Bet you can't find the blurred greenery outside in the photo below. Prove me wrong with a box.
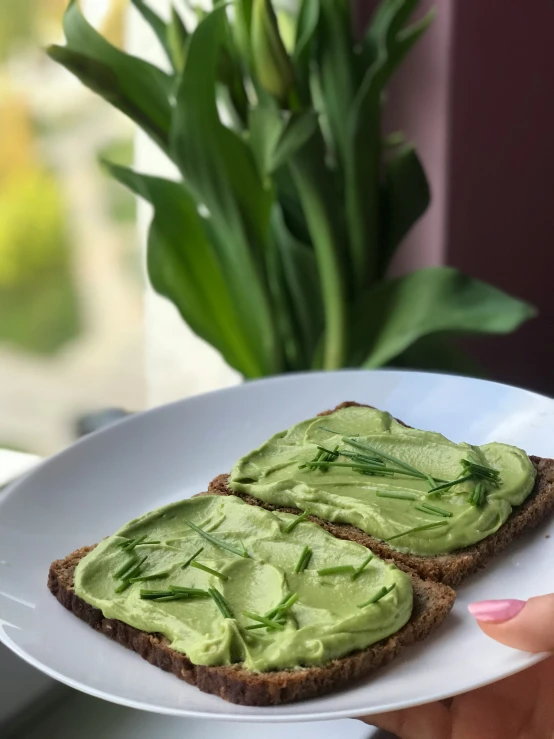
[0,0,144,454]
[0,0,135,355]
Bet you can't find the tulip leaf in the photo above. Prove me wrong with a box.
[171,8,280,375]
[104,163,262,377]
[379,144,430,275]
[47,0,172,152]
[390,334,487,377]
[349,267,536,368]
[270,111,318,173]
[130,0,173,67]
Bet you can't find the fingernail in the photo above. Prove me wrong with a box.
[468,599,526,623]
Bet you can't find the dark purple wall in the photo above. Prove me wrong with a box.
[357,0,554,394]
[447,0,554,394]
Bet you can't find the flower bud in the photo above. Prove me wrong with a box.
[251,0,295,103]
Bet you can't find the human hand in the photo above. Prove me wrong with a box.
[362,595,554,739]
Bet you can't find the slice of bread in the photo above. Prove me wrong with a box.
[211,402,554,586]
[48,542,455,706]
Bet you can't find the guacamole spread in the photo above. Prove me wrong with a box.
[229,406,536,556]
[75,494,412,672]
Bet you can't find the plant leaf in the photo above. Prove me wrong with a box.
[345,0,434,293]
[47,0,173,152]
[289,125,347,369]
[293,0,320,98]
[171,7,280,375]
[166,6,190,72]
[350,267,536,368]
[390,334,487,378]
[316,0,356,165]
[270,206,324,368]
[379,143,430,275]
[130,0,173,67]
[270,111,318,173]
[249,105,283,176]
[104,163,262,377]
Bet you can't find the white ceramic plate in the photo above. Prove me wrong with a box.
[1,370,553,723]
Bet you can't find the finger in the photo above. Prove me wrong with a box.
[361,701,451,739]
[468,595,554,652]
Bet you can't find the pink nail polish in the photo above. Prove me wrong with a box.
[468,599,526,623]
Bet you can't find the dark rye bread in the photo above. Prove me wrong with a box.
[48,544,454,706]
[209,402,554,587]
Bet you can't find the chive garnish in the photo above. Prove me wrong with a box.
[317,565,356,576]
[243,611,285,630]
[114,556,139,579]
[265,593,299,621]
[115,580,132,594]
[376,491,418,501]
[283,509,310,533]
[185,521,248,558]
[294,545,312,573]
[469,481,487,507]
[208,587,234,619]
[190,561,228,581]
[136,540,161,546]
[125,534,147,551]
[181,546,204,569]
[461,459,501,487]
[358,583,396,608]
[385,521,448,542]
[426,474,474,496]
[168,586,210,597]
[351,554,373,580]
[119,555,148,582]
[129,570,171,582]
[140,589,173,599]
[414,503,452,518]
[341,437,434,480]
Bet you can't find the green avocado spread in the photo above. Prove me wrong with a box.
[229,406,537,556]
[75,494,412,672]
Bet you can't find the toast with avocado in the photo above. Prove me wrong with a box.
[212,402,554,586]
[48,494,455,706]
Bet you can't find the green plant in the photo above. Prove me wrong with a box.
[48,0,534,378]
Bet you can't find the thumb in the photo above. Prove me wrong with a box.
[468,595,554,652]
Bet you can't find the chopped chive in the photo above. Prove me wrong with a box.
[135,540,161,546]
[129,570,171,583]
[190,561,228,581]
[352,554,374,580]
[119,555,148,582]
[414,503,453,518]
[140,589,173,599]
[337,448,384,465]
[461,459,501,486]
[115,580,132,594]
[208,587,233,619]
[317,565,356,576]
[283,509,310,533]
[358,583,396,608]
[266,593,298,620]
[385,521,448,542]
[376,491,418,501]
[308,461,410,475]
[243,611,285,630]
[427,474,474,496]
[151,594,200,602]
[168,586,210,596]
[185,521,248,558]
[299,447,325,470]
[114,556,138,579]
[181,546,204,569]
[294,545,312,573]
[469,481,487,508]
[124,534,147,551]
[341,437,431,480]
